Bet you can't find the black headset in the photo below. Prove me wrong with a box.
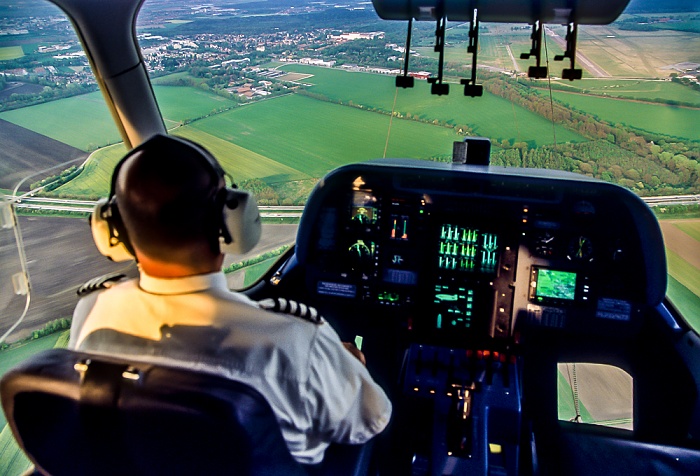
[91,134,261,262]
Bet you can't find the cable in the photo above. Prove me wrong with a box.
[383,87,399,158]
[542,28,558,148]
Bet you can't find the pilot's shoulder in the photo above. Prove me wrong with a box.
[258,297,323,325]
[76,272,128,297]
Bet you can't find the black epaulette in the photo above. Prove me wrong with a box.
[77,273,127,297]
[258,297,323,325]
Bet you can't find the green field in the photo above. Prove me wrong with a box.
[0,46,24,60]
[548,79,700,107]
[190,93,463,180]
[280,64,586,146]
[56,92,464,194]
[557,366,595,424]
[0,91,119,150]
[54,143,127,197]
[675,221,700,242]
[0,86,238,151]
[550,91,700,141]
[663,218,700,331]
[153,85,237,129]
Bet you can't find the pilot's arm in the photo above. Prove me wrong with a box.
[306,322,392,445]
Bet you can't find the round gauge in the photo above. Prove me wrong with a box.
[352,207,372,224]
[567,235,594,262]
[534,231,556,257]
[348,240,375,270]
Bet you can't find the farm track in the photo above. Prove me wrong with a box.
[529,87,700,110]
[660,219,700,270]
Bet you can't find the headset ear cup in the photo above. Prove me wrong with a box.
[91,198,134,262]
[220,189,261,255]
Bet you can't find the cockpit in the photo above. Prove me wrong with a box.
[1,0,699,474]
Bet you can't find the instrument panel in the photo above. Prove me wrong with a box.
[295,160,666,344]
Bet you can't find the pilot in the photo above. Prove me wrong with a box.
[68,134,391,465]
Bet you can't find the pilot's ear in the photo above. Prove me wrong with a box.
[90,197,135,262]
[219,188,261,255]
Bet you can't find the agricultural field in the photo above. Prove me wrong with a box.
[660,219,700,331]
[0,86,237,151]
[0,91,120,150]
[0,46,23,60]
[53,143,127,197]
[546,78,700,106]
[549,91,700,141]
[279,64,586,146]
[575,24,700,78]
[0,119,86,191]
[56,92,466,194]
[152,85,237,129]
[188,93,464,181]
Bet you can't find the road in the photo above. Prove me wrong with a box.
[13,194,700,213]
[545,27,611,78]
[12,198,304,217]
[505,45,521,72]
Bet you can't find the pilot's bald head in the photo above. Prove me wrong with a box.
[114,134,225,261]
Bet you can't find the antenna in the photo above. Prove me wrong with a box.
[554,22,583,80]
[427,12,449,95]
[460,9,483,97]
[396,18,415,88]
[521,21,548,78]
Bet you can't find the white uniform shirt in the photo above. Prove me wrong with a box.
[69,271,392,465]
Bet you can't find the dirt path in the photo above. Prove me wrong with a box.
[659,219,700,269]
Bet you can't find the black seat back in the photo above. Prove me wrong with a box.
[0,348,307,476]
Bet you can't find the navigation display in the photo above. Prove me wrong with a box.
[531,268,577,302]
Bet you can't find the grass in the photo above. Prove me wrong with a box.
[190,93,463,181]
[242,257,281,287]
[577,25,700,78]
[549,91,700,141]
[154,85,237,128]
[0,46,24,60]
[666,249,700,299]
[675,221,700,242]
[557,367,594,424]
[0,426,31,476]
[0,85,238,151]
[668,276,700,331]
[280,64,586,146]
[173,127,311,183]
[0,91,119,151]
[53,143,127,197]
[548,79,700,107]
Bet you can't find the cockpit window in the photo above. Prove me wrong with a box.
[558,363,633,431]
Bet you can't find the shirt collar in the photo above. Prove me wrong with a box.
[138,270,228,295]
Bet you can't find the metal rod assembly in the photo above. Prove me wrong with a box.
[554,22,583,80]
[521,21,548,78]
[460,9,483,97]
[427,15,449,95]
[396,18,415,88]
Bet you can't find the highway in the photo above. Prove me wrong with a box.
[10,194,699,213]
[11,197,304,217]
